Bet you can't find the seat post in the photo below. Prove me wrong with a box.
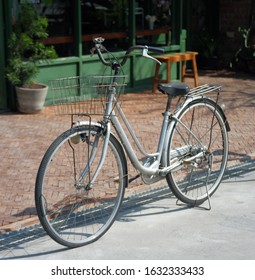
[165,95,173,112]
[156,95,172,159]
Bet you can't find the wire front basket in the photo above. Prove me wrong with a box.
[51,75,126,115]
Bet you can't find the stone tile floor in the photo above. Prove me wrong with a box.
[0,70,254,232]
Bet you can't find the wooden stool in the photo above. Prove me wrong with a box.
[152,51,199,93]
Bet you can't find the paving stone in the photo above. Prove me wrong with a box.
[0,69,254,232]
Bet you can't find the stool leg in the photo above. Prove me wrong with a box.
[152,63,160,93]
[192,57,199,87]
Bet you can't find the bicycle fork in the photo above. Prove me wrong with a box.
[74,86,117,190]
[74,122,111,191]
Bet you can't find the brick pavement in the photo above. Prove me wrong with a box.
[0,70,254,233]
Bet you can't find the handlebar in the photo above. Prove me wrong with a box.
[91,37,164,68]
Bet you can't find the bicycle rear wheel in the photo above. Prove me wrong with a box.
[166,98,229,206]
[35,125,127,247]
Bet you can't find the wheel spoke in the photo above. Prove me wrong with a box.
[35,126,127,247]
[167,99,228,206]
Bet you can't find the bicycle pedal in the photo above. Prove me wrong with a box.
[183,161,198,168]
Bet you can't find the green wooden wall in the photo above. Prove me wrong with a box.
[1,0,186,109]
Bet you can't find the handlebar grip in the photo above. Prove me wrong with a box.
[147,46,164,54]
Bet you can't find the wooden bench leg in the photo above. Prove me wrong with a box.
[192,57,199,87]
[182,54,199,87]
[181,61,186,82]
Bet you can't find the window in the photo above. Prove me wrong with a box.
[82,0,130,53]
[15,0,171,57]
[39,0,74,57]
[82,0,172,54]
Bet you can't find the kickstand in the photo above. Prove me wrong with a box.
[176,167,212,211]
[204,167,212,210]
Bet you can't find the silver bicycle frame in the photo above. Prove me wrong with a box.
[76,88,208,185]
[108,94,210,177]
[110,101,169,176]
[78,47,226,186]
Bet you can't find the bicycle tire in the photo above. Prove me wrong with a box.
[35,125,127,248]
[166,98,229,206]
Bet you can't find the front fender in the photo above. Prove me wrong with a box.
[73,120,104,129]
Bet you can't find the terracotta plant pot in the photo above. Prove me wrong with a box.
[15,83,48,114]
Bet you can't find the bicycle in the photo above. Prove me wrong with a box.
[35,37,230,248]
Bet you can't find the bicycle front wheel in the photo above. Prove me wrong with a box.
[35,125,127,248]
[166,98,229,206]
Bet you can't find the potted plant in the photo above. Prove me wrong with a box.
[230,27,255,72]
[6,1,57,113]
[198,32,219,70]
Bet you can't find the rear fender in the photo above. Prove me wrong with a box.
[175,96,230,132]
[162,96,230,167]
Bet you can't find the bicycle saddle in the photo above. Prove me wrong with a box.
[158,82,190,97]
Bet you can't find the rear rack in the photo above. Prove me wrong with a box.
[188,84,222,96]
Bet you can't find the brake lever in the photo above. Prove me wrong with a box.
[142,46,162,65]
[90,44,107,57]
[90,37,107,56]
[90,47,96,56]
